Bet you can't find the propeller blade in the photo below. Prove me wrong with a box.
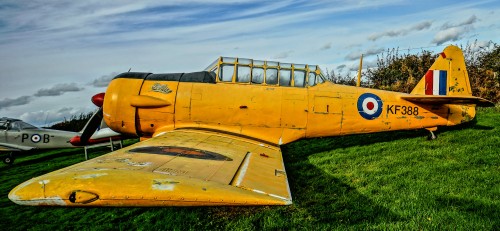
[70,108,103,146]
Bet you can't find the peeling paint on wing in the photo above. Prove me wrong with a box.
[8,194,21,202]
[96,157,152,167]
[259,143,271,148]
[73,173,108,179]
[12,196,67,206]
[95,158,114,164]
[115,158,131,163]
[152,179,179,191]
[128,161,152,167]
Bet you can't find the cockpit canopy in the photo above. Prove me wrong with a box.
[205,57,327,87]
[0,118,37,131]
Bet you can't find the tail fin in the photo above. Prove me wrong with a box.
[411,45,472,96]
[406,45,494,126]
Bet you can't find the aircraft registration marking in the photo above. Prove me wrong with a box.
[21,133,51,143]
[386,105,419,116]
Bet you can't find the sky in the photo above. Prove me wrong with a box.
[0,0,498,126]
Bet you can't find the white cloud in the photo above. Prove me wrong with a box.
[432,14,480,45]
[273,51,294,60]
[19,107,91,127]
[34,83,84,97]
[0,96,32,110]
[441,15,478,29]
[90,72,119,87]
[368,21,432,41]
[320,42,332,50]
[432,27,471,45]
[345,47,385,61]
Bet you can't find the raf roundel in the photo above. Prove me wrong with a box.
[357,93,383,120]
[31,134,41,143]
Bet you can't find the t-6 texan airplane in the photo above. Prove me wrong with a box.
[9,45,494,206]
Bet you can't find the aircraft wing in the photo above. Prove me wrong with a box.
[9,129,292,206]
[401,95,495,107]
[0,142,35,152]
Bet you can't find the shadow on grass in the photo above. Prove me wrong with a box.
[281,141,401,228]
[436,118,494,132]
[200,133,407,229]
[199,160,400,229]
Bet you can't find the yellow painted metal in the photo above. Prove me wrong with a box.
[411,45,472,96]
[103,78,143,136]
[9,45,495,207]
[130,95,171,108]
[135,80,178,136]
[9,130,291,206]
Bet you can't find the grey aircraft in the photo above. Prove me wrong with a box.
[0,117,78,164]
[0,114,121,164]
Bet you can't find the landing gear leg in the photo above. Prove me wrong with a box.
[425,127,438,140]
[3,152,15,165]
[428,130,437,140]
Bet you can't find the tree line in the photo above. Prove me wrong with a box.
[50,112,93,132]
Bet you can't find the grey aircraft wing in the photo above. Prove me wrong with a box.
[0,142,35,152]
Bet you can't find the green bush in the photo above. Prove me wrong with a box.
[463,41,500,103]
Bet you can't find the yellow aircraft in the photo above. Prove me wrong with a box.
[9,45,494,206]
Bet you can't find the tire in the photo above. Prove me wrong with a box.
[3,155,14,165]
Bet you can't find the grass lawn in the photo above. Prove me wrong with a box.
[0,107,498,230]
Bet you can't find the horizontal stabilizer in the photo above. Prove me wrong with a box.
[401,95,495,107]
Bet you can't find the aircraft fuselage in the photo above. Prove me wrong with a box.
[104,74,474,145]
[1,128,77,150]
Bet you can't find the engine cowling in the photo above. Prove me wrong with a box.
[103,72,151,137]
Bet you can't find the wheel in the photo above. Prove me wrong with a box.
[3,155,14,165]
